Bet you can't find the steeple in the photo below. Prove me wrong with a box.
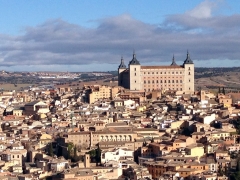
[118,56,126,69]
[170,54,177,66]
[183,50,194,64]
[129,50,140,65]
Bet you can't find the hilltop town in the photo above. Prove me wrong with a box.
[0,54,239,180]
[1,80,240,180]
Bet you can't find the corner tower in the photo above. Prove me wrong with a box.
[183,51,194,93]
[118,56,127,86]
[128,51,141,91]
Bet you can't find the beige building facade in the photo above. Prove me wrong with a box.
[87,85,121,104]
[118,51,194,93]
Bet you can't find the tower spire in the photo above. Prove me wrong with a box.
[118,56,126,69]
[183,50,193,64]
[170,54,177,66]
[133,49,136,59]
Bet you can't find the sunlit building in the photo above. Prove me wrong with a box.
[118,51,194,93]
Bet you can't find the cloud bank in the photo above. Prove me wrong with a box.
[0,0,240,71]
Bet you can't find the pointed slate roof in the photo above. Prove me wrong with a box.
[170,54,177,66]
[129,51,140,65]
[183,51,194,64]
[118,56,126,69]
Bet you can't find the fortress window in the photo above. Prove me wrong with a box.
[160,80,162,83]
[134,68,136,71]
[189,87,191,90]
[180,80,182,83]
[152,80,154,83]
[148,80,150,84]
[164,80,166,83]
[144,80,146,84]
[135,73,136,76]
[176,80,178,83]
[156,72,158,74]
[188,72,191,75]
[176,72,178,74]
[188,67,191,70]
[152,72,154,74]
[168,80,170,83]
[172,80,174,83]
[189,79,190,82]
[156,80,158,83]
[172,72,174,74]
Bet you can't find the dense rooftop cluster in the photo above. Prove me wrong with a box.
[0,84,240,179]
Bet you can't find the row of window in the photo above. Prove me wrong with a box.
[141,72,192,75]
[144,87,192,92]
[142,71,183,75]
[144,80,184,83]
[144,88,183,92]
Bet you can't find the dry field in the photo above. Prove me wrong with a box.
[195,71,240,91]
[0,83,32,91]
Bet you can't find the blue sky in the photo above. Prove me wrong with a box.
[0,0,240,71]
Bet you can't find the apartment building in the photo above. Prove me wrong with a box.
[86,85,121,104]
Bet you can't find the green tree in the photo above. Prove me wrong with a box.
[218,166,224,176]
[73,145,78,162]
[89,149,96,157]
[67,142,74,159]
[232,118,240,135]
[95,145,101,165]
[48,142,53,157]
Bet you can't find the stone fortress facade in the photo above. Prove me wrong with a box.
[118,51,194,93]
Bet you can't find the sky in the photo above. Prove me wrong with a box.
[0,0,240,72]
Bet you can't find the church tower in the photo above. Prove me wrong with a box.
[118,56,126,86]
[183,51,194,93]
[128,51,141,91]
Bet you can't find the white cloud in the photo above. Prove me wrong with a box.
[0,1,240,71]
[186,0,218,19]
